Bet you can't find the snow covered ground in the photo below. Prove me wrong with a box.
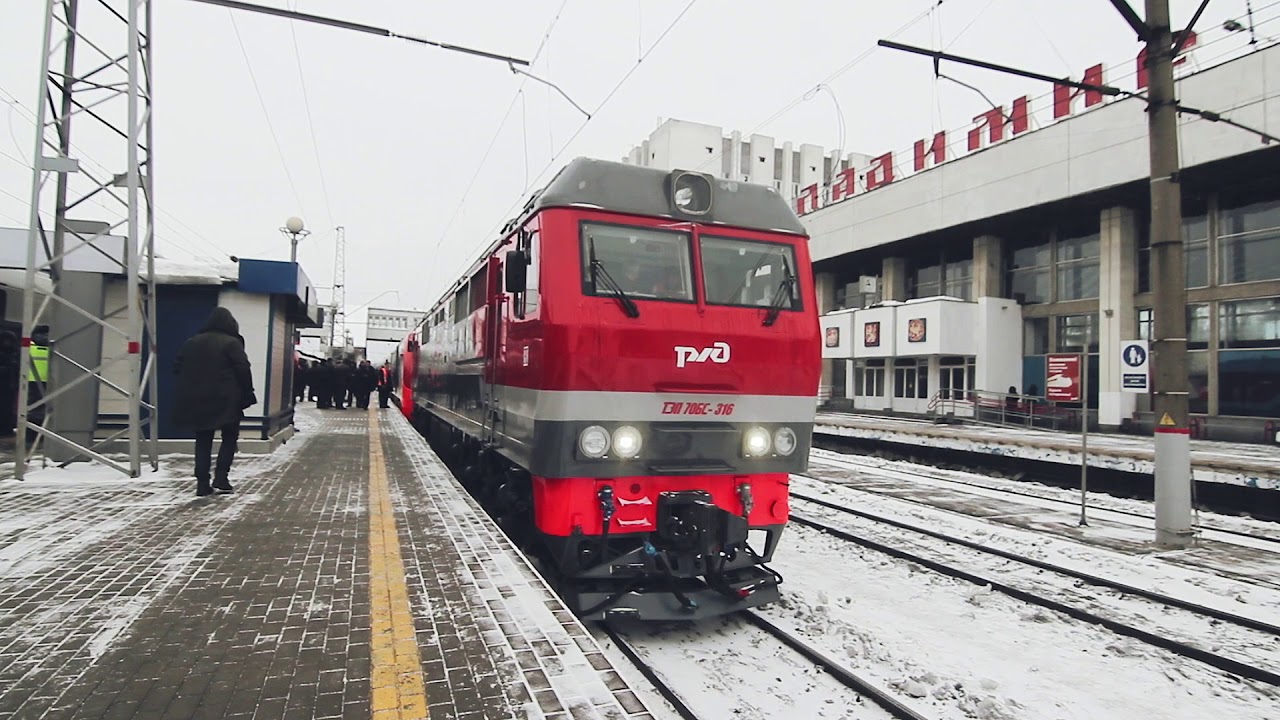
[589,451,1280,720]
[593,614,905,720]
[804,450,1280,590]
[760,523,1279,719]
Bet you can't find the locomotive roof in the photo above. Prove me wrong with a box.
[526,157,808,236]
[423,157,808,320]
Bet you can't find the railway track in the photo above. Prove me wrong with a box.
[599,623,702,720]
[601,614,931,720]
[808,449,1280,547]
[738,610,930,720]
[788,498,1280,688]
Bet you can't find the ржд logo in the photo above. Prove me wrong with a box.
[674,342,730,368]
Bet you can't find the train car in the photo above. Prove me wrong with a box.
[406,157,820,620]
[393,330,419,416]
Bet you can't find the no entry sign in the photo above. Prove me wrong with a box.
[1046,354,1082,402]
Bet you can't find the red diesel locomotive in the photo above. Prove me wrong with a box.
[394,157,820,620]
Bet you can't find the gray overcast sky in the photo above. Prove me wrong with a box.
[0,0,1269,342]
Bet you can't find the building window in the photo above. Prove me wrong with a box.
[1218,190,1280,286]
[1217,297,1280,417]
[855,359,885,397]
[1023,317,1049,355]
[1007,234,1051,305]
[908,252,973,301]
[1184,198,1210,288]
[1055,228,1100,301]
[945,259,973,301]
[893,358,928,399]
[1056,314,1099,353]
[910,263,941,299]
[939,355,975,400]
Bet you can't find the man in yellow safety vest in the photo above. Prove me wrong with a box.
[27,325,49,426]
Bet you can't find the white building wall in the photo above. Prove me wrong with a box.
[975,297,1023,394]
[749,134,774,186]
[97,282,131,418]
[217,289,271,419]
[805,46,1280,262]
[781,141,795,199]
[798,144,824,193]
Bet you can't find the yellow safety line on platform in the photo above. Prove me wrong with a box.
[368,409,429,720]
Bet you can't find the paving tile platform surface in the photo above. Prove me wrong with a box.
[0,407,655,720]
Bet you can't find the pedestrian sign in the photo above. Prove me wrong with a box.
[1119,339,1149,393]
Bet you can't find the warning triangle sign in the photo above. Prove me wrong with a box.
[1158,412,1176,426]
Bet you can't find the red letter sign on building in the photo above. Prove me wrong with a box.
[865,152,895,191]
[795,183,819,215]
[967,97,1030,151]
[1053,64,1106,119]
[829,167,857,203]
[1046,354,1082,402]
[913,131,947,172]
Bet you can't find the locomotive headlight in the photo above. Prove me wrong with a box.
[774,427,798,456]
[743,426,772,457]
[579,425,610,459]
[670,171,712,215]
[612,425,643,459]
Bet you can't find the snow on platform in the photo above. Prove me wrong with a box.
[0,407,658,719]
[816,412,1280,490]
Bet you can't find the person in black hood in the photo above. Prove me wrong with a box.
[173,307,255,496]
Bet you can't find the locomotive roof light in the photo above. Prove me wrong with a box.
[743,426,772,458]
[670,170,712,216]
[579,426,610,459]
[774,427,798,456]
[612,426,643,459]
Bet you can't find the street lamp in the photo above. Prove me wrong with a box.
[280,216,309,263]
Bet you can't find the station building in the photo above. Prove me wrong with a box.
[625,40,1280,442]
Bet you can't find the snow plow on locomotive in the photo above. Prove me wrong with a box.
[397,158,820,621]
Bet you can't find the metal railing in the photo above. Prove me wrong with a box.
[929,389,1081,432]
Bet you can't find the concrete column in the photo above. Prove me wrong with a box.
[973,235,1004,299]
[882,257,907,302]
[814,272,838,315]
[815,273,839,400]
[1098,206,1138,429]
[48,271,106,462]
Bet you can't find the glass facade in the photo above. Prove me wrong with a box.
[908,250,973,301]
[1006,216,1100,305]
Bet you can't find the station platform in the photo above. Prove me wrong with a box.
[0,408,657,720]
[816,412,1280,491]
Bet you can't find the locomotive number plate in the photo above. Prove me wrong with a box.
[660,401,736,417]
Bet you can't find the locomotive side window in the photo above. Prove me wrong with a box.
[700,236,801,311]
[581,223,694,302]
[512,228,541,318]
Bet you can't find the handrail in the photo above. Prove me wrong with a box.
[930,388,1078,431]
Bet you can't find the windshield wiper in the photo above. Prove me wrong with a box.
[588,236,640,318]
[763,257,797,327]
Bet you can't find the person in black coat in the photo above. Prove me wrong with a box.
[354,360,377,410]
[173,307,255,497]
[332,359,353,410]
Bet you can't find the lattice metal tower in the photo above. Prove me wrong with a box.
[331,225,346,349]
[16,0,159,479]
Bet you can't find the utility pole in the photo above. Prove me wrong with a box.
[331,225,346,350]
[1144,0,1194,548]
[17,0,159,479]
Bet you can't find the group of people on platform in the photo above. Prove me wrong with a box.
[292,357,394,411]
